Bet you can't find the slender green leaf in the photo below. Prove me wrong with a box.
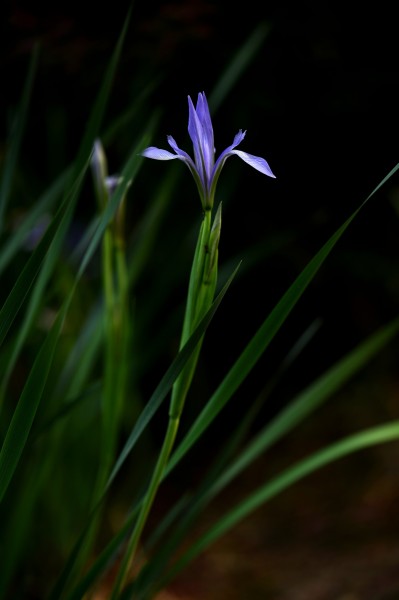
[199,316,399,503]
[160,421,399,589]
[0,9,132,352]
[64,516,134,600]
[0,303,66,503]
[0,150,140,585]
[0,8,135,506]
[52,301,103,401]
[106,263,241,490]
[0,162,84,499]
[132,316,399,598]
[0,43,39,231]
[166,162,399,474]
[0,444,54,595]
[0,166,85,350]
[102,79,162,145]
[0,190,77,398]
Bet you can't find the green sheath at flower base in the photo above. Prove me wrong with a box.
[168,202,221,419]
[204,201,222,285]
[197,202,222,315]
[91,139,109,209]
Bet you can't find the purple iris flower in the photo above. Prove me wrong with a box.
[141,91,275,210]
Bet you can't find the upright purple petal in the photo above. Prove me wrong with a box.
[167,135,195,164]
[195,92,214,176]
[213,129,246,173]
[232,130,246,146]
[188,96,205,174]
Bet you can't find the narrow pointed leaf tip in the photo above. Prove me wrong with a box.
[141,91,275,209]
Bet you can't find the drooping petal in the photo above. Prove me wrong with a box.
[141,147,179,161]
[91,139,108,207]
[213,129,275,178]
[231,150,276,177]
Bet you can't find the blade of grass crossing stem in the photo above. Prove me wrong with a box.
[64,517,134,600]
[160,421,399,589]
[105,263,240,491]
[181,317,399,521]
[86,163,399,599]
[0,43,39,232]
[132,316,399,598]
[166,162,399,474]
[63,164,399,600]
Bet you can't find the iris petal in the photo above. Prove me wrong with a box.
[196,92,214,177]
[141,147,178,160]
[188,96,205,175]
[141,91,275,209]
[232,150,276,177]
[167,136,194,163]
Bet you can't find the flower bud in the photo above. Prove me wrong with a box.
[91,139,108,209]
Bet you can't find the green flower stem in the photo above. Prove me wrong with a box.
[67,222,118,587]
[179,209,211,344]
[101,195,130,482]
[169,208,213,418]
[110,415,180,598]
[114,234,129,419]
[112,205,220,597]
[74,203,130,588]
[102,224,119,471]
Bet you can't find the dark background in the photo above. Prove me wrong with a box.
[3,1,399,333]
[2,2,399,597]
